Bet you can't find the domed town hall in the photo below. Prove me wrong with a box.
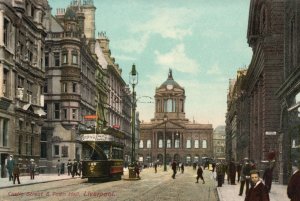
[138,70,213,165]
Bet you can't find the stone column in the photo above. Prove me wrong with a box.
[0,11,4,46]
[0,63,3,97]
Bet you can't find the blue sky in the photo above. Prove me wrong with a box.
[48,0,252,127]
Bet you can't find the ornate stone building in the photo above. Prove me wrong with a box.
[276,0,300,184]
[95,32,133,165]
[226,69,248,162]
[42,0,102,171]
[138,70,213,166]
[213,125,226,160]
[0,0,49,177]
[226,0,284,182]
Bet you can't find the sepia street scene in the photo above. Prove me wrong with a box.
[0,0,299,200]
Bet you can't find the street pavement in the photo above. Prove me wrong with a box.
[216,176,290,201]
[0,167,218,201]
[0,167,291,201]
[0,173,77,189]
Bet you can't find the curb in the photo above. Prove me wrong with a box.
[0,177,78,190]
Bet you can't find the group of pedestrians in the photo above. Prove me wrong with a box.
[213,158,300,201]
[6,155,37,185]
[57,159,82,177]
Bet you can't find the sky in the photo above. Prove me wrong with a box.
[48,0,252,127]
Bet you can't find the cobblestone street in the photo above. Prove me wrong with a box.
[0,167,218,201]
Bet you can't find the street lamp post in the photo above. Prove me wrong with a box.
[163,114,168,171]
[129,64,138,165]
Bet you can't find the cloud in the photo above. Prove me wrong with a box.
[132,7,195,40]
[116,7,197,53]
[114,54,137,62]
[154,44,200,73]
[116,34,150,54]
[206,63,222,75]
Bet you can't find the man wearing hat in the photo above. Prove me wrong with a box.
[29,159,36,180]
[6,155,15,181]
[287,161,300,201]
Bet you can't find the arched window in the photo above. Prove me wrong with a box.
[147,140,151,148]
[175,139,180,148]
[194,140,199,148]
[259,6,267,34]
[158,139,163,148]
[167,139,171,148]
[186,140,191,148]
[139,140,143,148]
[186,156,191,164]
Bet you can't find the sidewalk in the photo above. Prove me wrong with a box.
[0,173,78,189]
[217,180,289,201]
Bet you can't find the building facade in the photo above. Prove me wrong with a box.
[276,0,300,184]
[42,0,101,171]
[226,69,248,162]
[0,0,49,177]
[213,125,226,160]
[139,70,213,166]
[95,32,134,165]
[226,0,285,182]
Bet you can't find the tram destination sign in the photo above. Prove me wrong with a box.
[81,134,114,141]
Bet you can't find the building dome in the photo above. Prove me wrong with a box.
[159,69,183,90]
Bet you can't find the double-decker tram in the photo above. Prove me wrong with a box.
[80,127,125,181]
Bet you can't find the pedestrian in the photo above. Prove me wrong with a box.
[221,161,227,184]
[6,155,15,181]
[212,162,216,172]
[28,159,36,180]
[67,159,72,176]
[78,161,82,176]
[239,159,252,196]
[244,170,269,201]
[216,162,224,187]
[56,159,61,176]
[72,159,78,177]
[263,161,275,193]
[193,162,197,170]
[196,165,205,184]
[13,163,21,185]
[154,161,157,173]
[171,160,177,179]
[134,162,140,178]
[287,161,300,201]
[181,163,184,174]
[237,162,242,183]
[229,158,236,185]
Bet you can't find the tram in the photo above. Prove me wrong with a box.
[80,127,125,181]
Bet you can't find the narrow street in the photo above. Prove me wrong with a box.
[0,167,218,201]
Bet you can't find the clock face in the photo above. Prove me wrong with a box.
[166,84,173,90]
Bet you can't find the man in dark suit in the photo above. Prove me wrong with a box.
[245,170,269,201]
[287,162,300,201]
[239,159,252,196]
[196,165,205,184]
[171,160,177,179]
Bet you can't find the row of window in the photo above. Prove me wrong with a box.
[139,139,208,149]
[45,51,78,67]
[18,135,35,156]
[44,103,78,120]
[156,98,184,113]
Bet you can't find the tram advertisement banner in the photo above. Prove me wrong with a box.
[81,134,113,141]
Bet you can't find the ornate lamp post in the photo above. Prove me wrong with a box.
[129,64,138,165]
[163,114,168,171]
